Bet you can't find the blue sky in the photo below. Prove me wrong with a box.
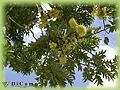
[4,16,116,88]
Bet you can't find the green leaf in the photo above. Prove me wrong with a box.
[109,20,114,25]
[104,37,109,45]
[105,24,111,28]
[109,26,115,33]
[5,4,117,87]
[87,28,92,34]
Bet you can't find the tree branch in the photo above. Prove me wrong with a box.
[41,29,44,35]
[8,15,37,40]
[8,15,25,29]
[6,7,14,15]
[103,20,109,34]
[29,30,37,40]
[84,28,108,38]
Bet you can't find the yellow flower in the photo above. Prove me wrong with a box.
[91,5,98,16]
[38,15,48,28]
[75,25,87,37]
[48,9,62,19]
[97,7,106,20]
[63,35,68,41]
[72,37,77,44]
[91,5,107,20]
[59,54,67,64]
[38,20,48,28]
[69,18,78,28]
[49,42,57,49]
[66,43,72,50]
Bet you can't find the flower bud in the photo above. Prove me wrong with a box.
[69,18,78,28]
[59,54,67,64]
[75,25,87,37]
[49,42,57,49]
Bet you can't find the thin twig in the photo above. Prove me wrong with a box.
[84,28,108,38]
[36,4,44,36]
[8,15,37,40]
[43,51,48,66]
[103,20,109,34]
[29,30,37,40]
[8,15,25,29]
[6,7,14,15]
[41,29,44,35]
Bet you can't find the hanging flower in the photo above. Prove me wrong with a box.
[75,25,87,37]
[71,37,78,45]
[63,35,68,42]
[69,18,78,28]
[97,7,107,20]
[91,5,107,20]
[59,54,67,64]
[48,9,62,19]
[38,15,48,28]
[66,43,73,50]
[49,42,57,49]
[38,20,48,28]
[91,5,98,16]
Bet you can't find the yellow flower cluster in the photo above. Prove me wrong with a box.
[38,16,48,28]
[72,37,77,44]
[38,9,62,28]
[49,17,88,65]
[48,9,62,19]
[62,36,78,53]
[38,20,48,28]
[59,54,67,64]
[62,43,72,53]
[69,17,86,37]
[69,18,78,28]
[75,25,87,37]
[49,42,57,49]
[91,5,107,20]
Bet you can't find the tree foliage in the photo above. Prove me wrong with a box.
[3,3,118,87]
